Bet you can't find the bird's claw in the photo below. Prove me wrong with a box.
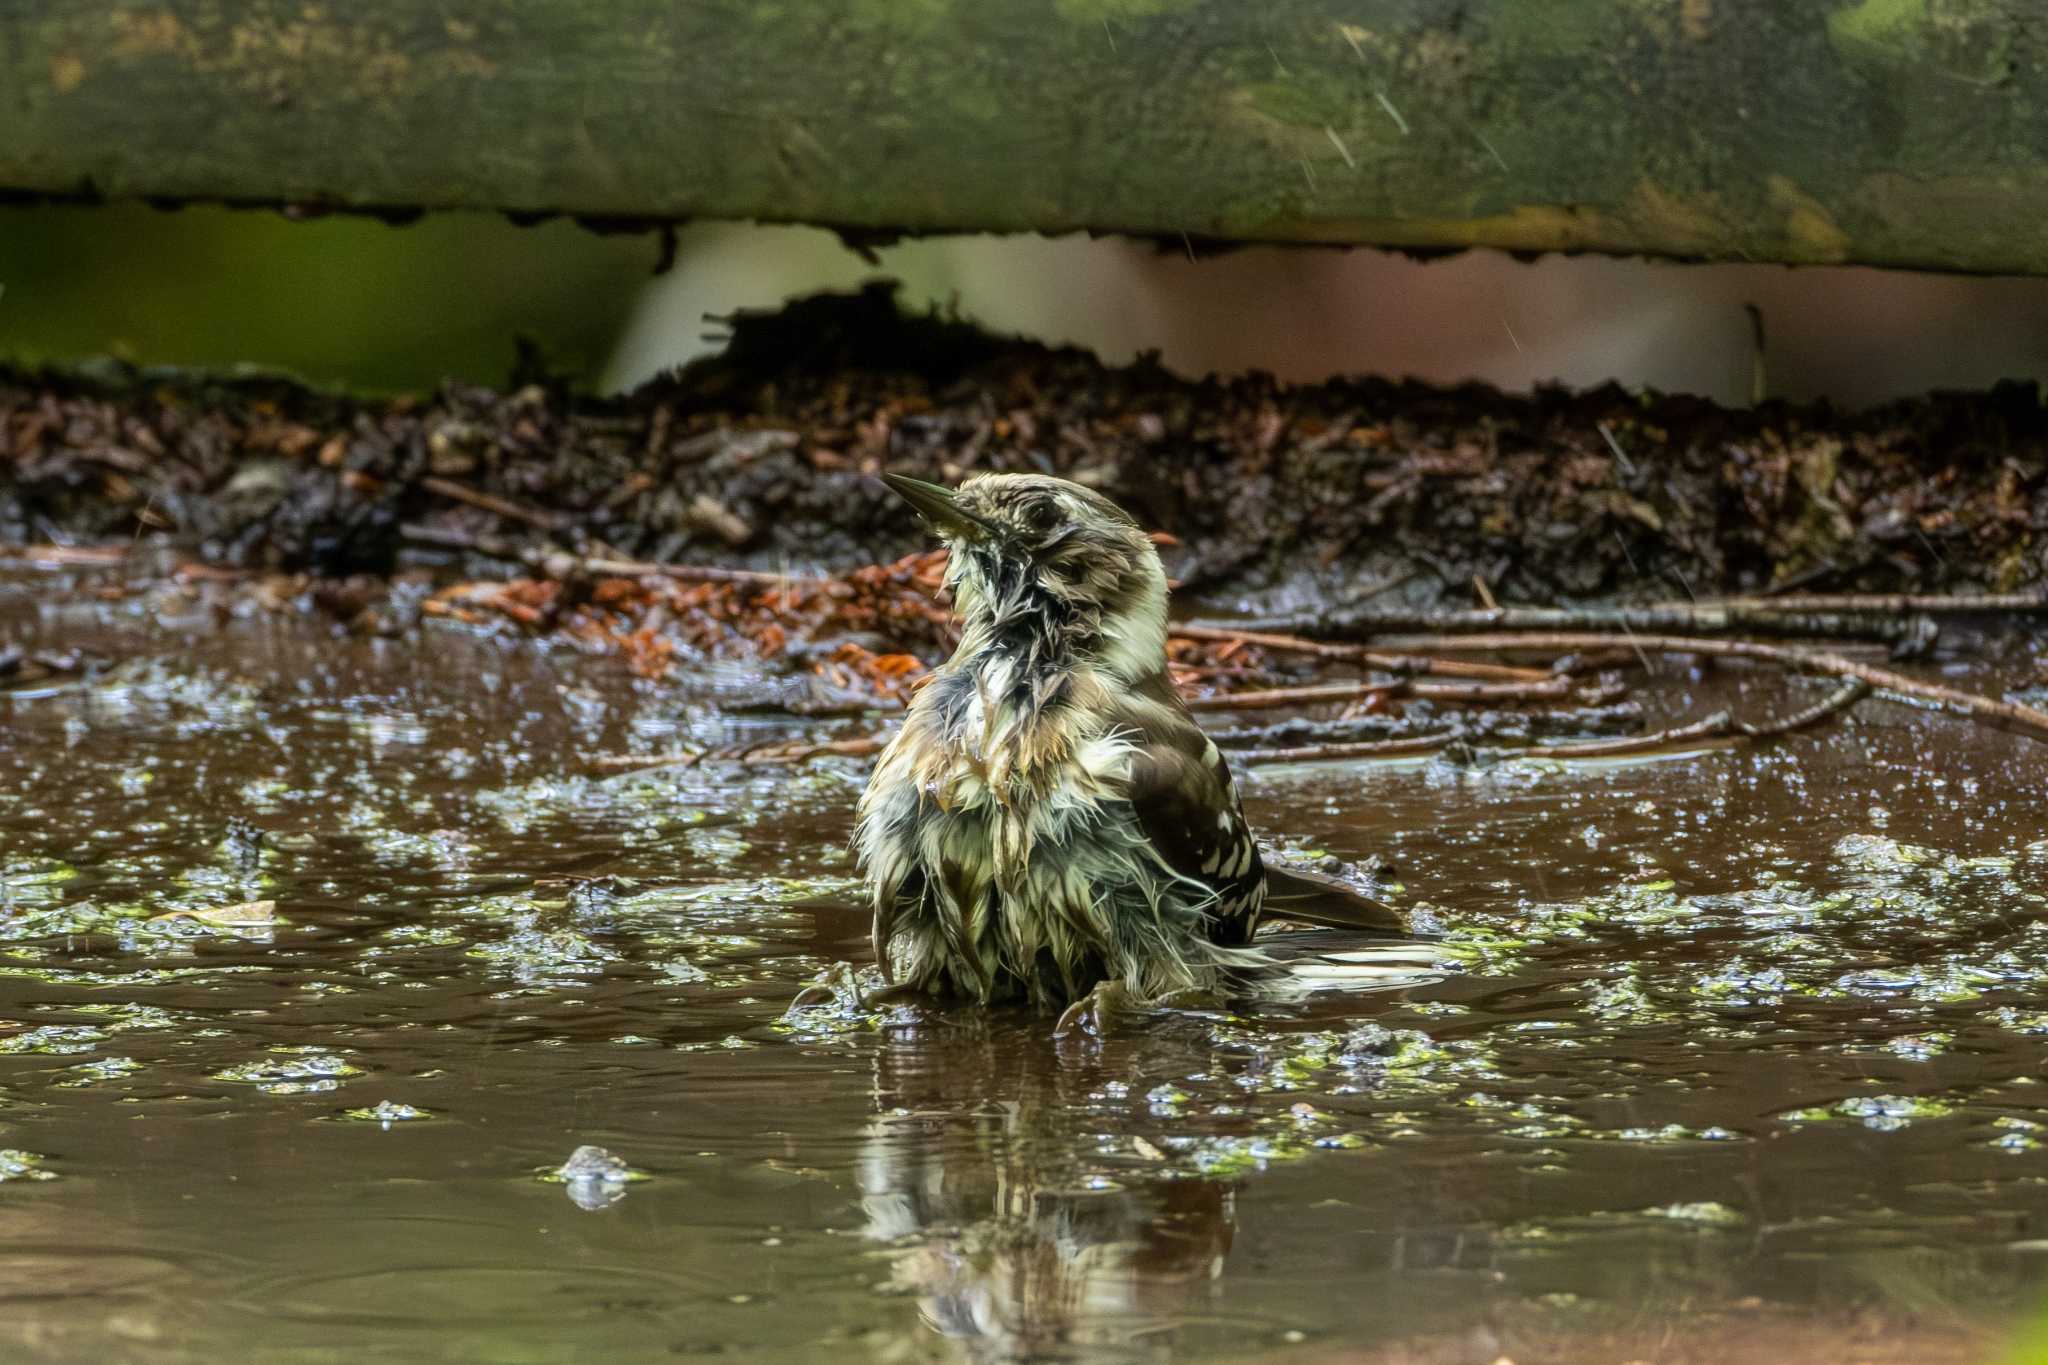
[785,962,924,1018]
[785,961,865,1017]
[1054,980,1135,1039]
[786,983,837,1012]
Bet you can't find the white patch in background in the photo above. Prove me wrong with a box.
[604,225,2048,409]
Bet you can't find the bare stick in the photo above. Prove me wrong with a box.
[1514,711,1736,759]
[1185,675,1580,712]
[1186,681,1399,711]
[589,735,886,770]
[1679,592,2048,615]
[573,553,830,589]
[1170,624,1551,682]
[1238,732,1457,763]
[0,543,132,567]
[1375,632,1892,663]
[1208,701,1643,748]
[418,476,567,532]
[1197,603,1930,644]
[1378,631,2048,744]
[401,523,827,588]
[1737,679,1870,738]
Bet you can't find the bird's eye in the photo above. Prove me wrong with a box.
[1021,499,1062,534]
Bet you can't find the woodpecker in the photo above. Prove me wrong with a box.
[856,472,1411,1034]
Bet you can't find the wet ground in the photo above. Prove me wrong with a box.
[2,563,2046,1364]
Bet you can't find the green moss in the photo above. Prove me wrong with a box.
[1054,0,1199,22]
[1826,0,1929,55]
[1483,1,1634,58]
[1238,78,1367,135]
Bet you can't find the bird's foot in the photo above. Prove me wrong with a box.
[785,962,923,1018]
[1054,980,1140,1039]
[1053,983,1214,1039]
[786,961,863,1014]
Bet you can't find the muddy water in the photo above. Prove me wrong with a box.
[1,569,2046,1363]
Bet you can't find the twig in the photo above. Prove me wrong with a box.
[589,735,886,770]
[1597,421,1637,477]
[587,752,700,771]
[1240,707,1785,767]
[1199,604,1930,645]
[1513,711,1736,759]
[1336,569,1417,603]
[0,543,131,567]
[418,476,567,532]
[1170,624,1550,682]
[1382,631,2048,744]
[1387,633,1893,663]
[1186,681,1398,711]
[1736,679,1869,738]
[1239,733,1457,763]
[576,553,827,588]
[1207,701,1644,748]
[1672,591,2048,615]
[401,523,828,588]
[1185,675,1580,712]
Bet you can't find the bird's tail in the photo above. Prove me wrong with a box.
[1252,930,1448,998]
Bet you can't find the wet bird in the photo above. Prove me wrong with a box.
[855,472,1418,1034]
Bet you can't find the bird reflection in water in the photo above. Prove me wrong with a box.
[854,1018,1236,1363]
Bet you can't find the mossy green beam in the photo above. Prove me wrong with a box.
[5,0,2048,271]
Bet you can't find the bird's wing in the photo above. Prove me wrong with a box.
[1259,860,1410,936]
[1112,680,1266,946]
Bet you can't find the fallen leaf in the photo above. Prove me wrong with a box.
[149,900,277,930]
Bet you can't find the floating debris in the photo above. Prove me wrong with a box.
[333,1101,428,1129]
[213,1049,364,1096]
[147,899,278,932]
[0,1150,56,1183]
[546,1145,643,1211]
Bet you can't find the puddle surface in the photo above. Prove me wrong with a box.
[2,570,2046,1362]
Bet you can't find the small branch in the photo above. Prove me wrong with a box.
[1378,631,2048,744]
[1197,603,1931,645]
[589,735,886,770]
[400,523,827,588]
[1514,711,1736,759]
[1377,633,1893,663]
[1238,732,1457,764]
[0,543,132,567]
[1186,681,1396,712]
[1672,591,2048,615]
[1207,701,1644,748]
[417,476,568,532]
[1170,624,1550,682]
[1736,679,1870,738]
[575,553,828,589]
[1185,675,1581,712]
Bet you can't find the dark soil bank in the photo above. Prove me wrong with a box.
[5,284,2047,601]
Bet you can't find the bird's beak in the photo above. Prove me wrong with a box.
[882,473,1000,541]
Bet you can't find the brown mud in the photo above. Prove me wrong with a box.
[5,284,2047,606]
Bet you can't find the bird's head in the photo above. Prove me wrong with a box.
[884,472,1169,679]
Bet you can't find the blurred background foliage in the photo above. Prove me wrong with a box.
[9,201,2048,409]
[0,203,659,392]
